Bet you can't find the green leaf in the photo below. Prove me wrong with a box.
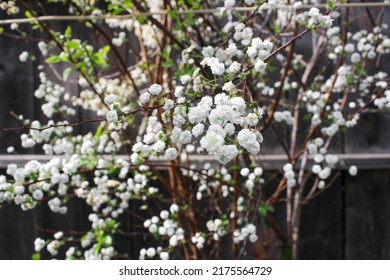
[124,0,133,9]
[95,125,104,138]
[258,204,275,217]
[45,55,61,63]
[65,26,72,38]
[62,67,72,81]
[326,0,336,10]
[66,41,80,49]
[136,16,148,25]
[166,10,179,20]
[100,45,110,56]
[258,206,268,216]
[25,11,34,18]
[31,253,41,260]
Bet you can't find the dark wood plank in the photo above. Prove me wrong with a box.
[298,176,344,259]
[345,112,390,154]
[345,170,390,259]
[0,26,35,154]
[0,204,38,259]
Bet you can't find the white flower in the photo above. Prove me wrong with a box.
[286,178,296,187]
[106,110,118,123]
[351,53,361,63]
[180,131,192,144]
[254,167,263,176]
[139,92,150,104]
[47,241,59,256]
[208,106,235,126]
[160,252,169,260]
[146,247,156,258]
[319,167,331,180]
[170,204,179,213]
[149,84,162,95]
[349,165,358,176]
[174,86,184,98]
[65,247,75,258]
[10,23,18,30]
[228,61,241,73]
[284,170,295,180]
[229,97,246,113]
[249,234,258,243]
[319,15,333,29]
[14,185,25,194]
[246,113,259,126]
[254,60,267,73]
[180,74,191,84]
[224,123,235,135]
[54,231,64,239]
[163,99,174,111]
[314,154,324,163]
[318,180,326,189]
[32,189,44,200]
[200,126,226,152]
[237,129,260,154]
[283,163,293,172]
[154,141,165,153]
[210,61,225,75]
[240,168,250,177]
[165,148,178,160]
[215,145,238,164]
[312,165,322,174]
[34,238,45,252]
[192,123,205,137]
[222,81,235,93]
[19,51,29,62]
[308,7,320,18]
[188,106,209,123]
[224,0,235,8]
[160,210,169,220]
[104,94,116,105]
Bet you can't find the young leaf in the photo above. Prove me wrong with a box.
[45,55,61,63]
[258,204,275,216]
[66,41,80,49]
[25,11,34,18]
[62,67,72,81]
[65,26,72,38]
[100,45,110,56]
[31,253,41,260]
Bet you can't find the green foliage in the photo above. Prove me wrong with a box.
[62,67,72,81]
[25,10,34,18]
[258,204,275,217]
[326,0,336,10]
[31,253,41,260]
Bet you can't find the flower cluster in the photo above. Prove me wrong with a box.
[1,0,388,261]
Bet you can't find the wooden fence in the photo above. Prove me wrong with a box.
[1,3,390,259]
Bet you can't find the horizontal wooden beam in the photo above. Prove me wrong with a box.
[0,153,389,169]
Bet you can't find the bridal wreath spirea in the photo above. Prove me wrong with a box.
[1,0,389,260]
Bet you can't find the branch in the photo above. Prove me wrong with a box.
[0,105,163,132]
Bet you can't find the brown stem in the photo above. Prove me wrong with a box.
[264,23,299,126]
